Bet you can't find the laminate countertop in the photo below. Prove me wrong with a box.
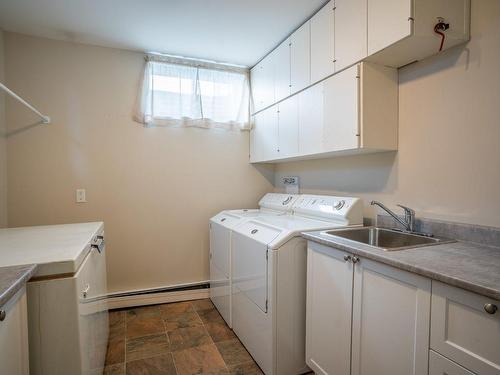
[302,231,500,301]
[0,264,37,309]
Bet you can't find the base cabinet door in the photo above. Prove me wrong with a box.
[429,351,476,375]
[430,281,500,375]
[306,243,353,375]
[351,257,431,375]
[0,288,29,375]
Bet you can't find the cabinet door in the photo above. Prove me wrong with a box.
[335,0,367,71]
[277,96,299,158]
[0,288,29,375]
[323,65,359,152]
[430,281,500,375]
[290,21,311,94]
[250,57,275,113]
[298,83,324,155]
[368,0,413,55]
[351,257,431,375]
[310,1,335,84]
[429,351,475,375]
[250,106,279,162]
[273,39,291,102]
[306,243,353,375]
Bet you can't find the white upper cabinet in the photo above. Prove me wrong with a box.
[290,21,311,94]
[273,38,291,102]
[367,0,471,67]
[277,96,299,158]
[250,106,279,162]
[250,58,275,113]
[334,0,368,71]
[298,83,324,156]
[367,0,412,56]
[251,62,398,163]
[323,65,360,152]
[310,1,335,84]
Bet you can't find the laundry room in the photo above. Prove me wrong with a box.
[0,1,498,374]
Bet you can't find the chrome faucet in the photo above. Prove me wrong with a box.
[371,201,416,233]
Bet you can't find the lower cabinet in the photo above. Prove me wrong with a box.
[306,242,431,375]
[306,244,353,375]
[430,281,500,375]
[0,287,30,375]
[429,350,475,375]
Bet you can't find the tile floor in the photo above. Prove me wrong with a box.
[104,299,265,375]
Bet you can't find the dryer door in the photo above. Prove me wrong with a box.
[232,222,281,312]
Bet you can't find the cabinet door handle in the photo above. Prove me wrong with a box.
[344,255,351,262]
[484,303,498,314]
[82,284,90,299]
[0,310,6,321]
[352,256,360,264]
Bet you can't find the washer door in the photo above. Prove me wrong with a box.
[232,222,280,312]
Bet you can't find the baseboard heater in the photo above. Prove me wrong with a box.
[106,281,210,309]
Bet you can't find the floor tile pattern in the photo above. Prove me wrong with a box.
[104,299,265,375]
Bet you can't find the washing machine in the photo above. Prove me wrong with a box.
[209,193,298,327]
[231,195,363,375]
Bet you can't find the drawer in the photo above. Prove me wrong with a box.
[431,281,500,375]
[429,350,475,375]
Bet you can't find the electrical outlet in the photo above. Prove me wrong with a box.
[283,176,299,194]
[76,189,87,203]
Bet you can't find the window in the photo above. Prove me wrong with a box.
[134,58,250,129]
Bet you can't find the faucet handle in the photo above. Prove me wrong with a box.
[397,204,415,215]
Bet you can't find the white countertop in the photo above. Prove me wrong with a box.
[0,222,104,277]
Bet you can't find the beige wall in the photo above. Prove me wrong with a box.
[276,0,500,228]
[0,30,6,228]
[4,33,274,293]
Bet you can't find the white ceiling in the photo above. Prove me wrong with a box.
[0,0,328,67]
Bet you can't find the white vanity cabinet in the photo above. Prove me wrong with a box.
[0,288,29,375]
[351,257,431,375]
[306,242,431,375]
[430,281,500,375]
[367,0,471,67]
[306,244,353,375]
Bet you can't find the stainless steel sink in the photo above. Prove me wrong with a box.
[322,227,455,251]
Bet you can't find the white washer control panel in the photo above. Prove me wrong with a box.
[292,195,363,225]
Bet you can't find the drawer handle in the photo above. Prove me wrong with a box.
[0,310,6,321]
[82,284,90,299]
[484,303,498,314]
[251,229,258,234]
[221,218,226,222]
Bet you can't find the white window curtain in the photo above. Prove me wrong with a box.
[134,58,250,130]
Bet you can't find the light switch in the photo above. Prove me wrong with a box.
[76,189,87,203]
